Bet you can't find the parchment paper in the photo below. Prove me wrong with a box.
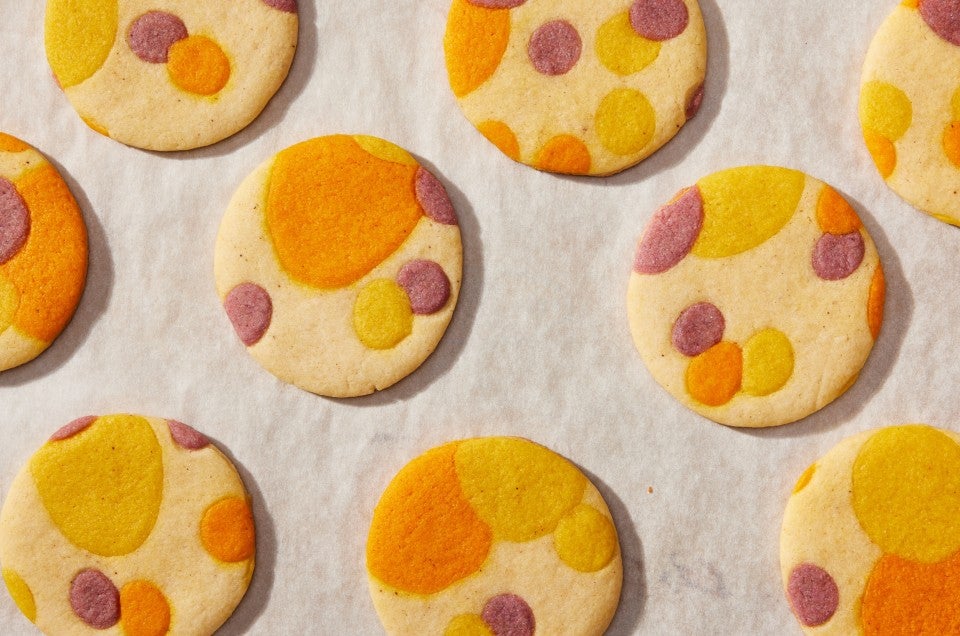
[0,2,955,634]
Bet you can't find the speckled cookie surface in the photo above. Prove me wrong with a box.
[0,133,87,373]
[628,166,884,428]
[781,425,960,633]
[444,0,707,176]
[366,437,623,636]
[214,135,463,398]
[45,0,298,151]
[0,414,255,635]
[860,0,960,226]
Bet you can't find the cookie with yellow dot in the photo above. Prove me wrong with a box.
[214,135,462,398]
[860,0,960,226]
[366,437,622,635]
[628,166,884,428]
[444,0,707,176]
[0,414,255,634]
[45,0,298,151]
[781,425,960,633]
[0,133,87,373]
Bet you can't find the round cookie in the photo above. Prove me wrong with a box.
[860,0,960,226]
[627,166,885,428]
[444,0,707,176]
[45,0,298,151]
[0,133,87,373]
[781,425,960,633]
[214,135,462,398]
[366,437,623,635]
[0,414,255,634]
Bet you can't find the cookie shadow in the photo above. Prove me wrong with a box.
[0,161,113,386]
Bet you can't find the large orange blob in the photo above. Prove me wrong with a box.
[861,551,960,635]
[444,0,510,98]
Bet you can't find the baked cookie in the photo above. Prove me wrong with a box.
[45,0,298,151]
[860,0,960,225]
[628,166,884,428]
[0,133,87,373]
[0,414,255,634]
[366,437,623,635]
[444,0,707,176]
[781,425,960,633]
[214,135,462,398]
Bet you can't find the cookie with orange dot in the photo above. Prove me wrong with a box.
[0,132,87,373]
[444,0,707,176]
[366,437,623,635]
[44,0,298,151]
[627,166,884,428]
[214,135,462,397]
[0,414,255,634]
[781,425,960,633]
[861,0,960,226]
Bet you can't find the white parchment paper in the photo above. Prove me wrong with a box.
[0,2,956,634]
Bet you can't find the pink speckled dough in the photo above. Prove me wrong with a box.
[630,0,690,41]
[70,569,120,630]
[920,0,960,46]
[397,260,451,315]
[528,20,582,76]
[0,177,29,265]
[467,0,528,7]
[224,282,273,346]
[49,416,97,442]
[634,186,704,274]
[415,168,458,226]
[787,563,840,627]
[812,233,864,281]
[126,11,188,64]
[261,0,298,13]
[481,594,535,636]
[686,84,705,120]
[672,302,724,356]
[167,420,210,450]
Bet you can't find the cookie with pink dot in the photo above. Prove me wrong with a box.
[44,0,298,150]
[0,415,255,634]
[214,135,462,397]
[628,166,885,428]
[444,0,707,175]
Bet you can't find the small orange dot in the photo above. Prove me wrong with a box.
[534,135,591,175]
[167,35,230,96]
[685,341,743,407]
[120,581,171,636]
[863,129,897,179]
[201,497,255,563]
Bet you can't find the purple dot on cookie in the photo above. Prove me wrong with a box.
[481,594,535,636]
[167,420,210,450]
[415,167,458,226]
[224,282,272,346]
[686,83,705,120]
[920,0,960,47]
[467,0,528,8]
[787,563,839,627]
[630,0,690,41]
[672,302,724,356]
[70,569,120,630]
[127,12,188,64]
[0,177,30,265]
[397,260,451,315]
[812,232,864,281]
[50,416,97,442]
[261,0,298,12]
[634,186,704,275]
[528,20,582,76]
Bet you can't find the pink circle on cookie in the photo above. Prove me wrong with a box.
[397,260,451,315]
[261,0,298,12]
[672,302,724,357]
[686,83,705,120]
[415,167,458,225]
[630,0,690,41]
[787,563,839,627]
[481,594,535,636]
[70,569,120,630]
[127,11,188,64]
[920,0,960,47]
[0,177,30,265]
[50,416,97,442]
[528,20,582,76]
[812,232,864,281]
[467,0,528,7]
[167,420,210,450]
[224,282,273,346]
[634,186,704,274]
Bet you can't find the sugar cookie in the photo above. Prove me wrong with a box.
[366,437,622,635]
[628,166,884,427]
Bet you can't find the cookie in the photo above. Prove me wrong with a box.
[366,437,622,635]
[214,135,462,398]
[860,0,960,225]
[0,133,87,373]
[45,0,298,151]
[627,166,885,428]
[444,0,707,176]
[0,414,255,634]
[780,425,960,633]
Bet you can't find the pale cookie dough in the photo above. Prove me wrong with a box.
[444,0,707,176]
[214,135,463,398]
[45,0,298,151]
[0,133,87,373]
[0,414,255,635]
[860,0,960,226]
[628,166,885,428]
[366,437,623,636]
[781,425,960,634]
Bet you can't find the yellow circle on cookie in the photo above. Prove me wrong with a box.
[627,166,884,428]
[860,0,960,225]
[0,415,255,634]
[444,0,707,176]
[781,425,960,633]
[366,437,623,635]
[44,0,298,150]
[214,135,463,398]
